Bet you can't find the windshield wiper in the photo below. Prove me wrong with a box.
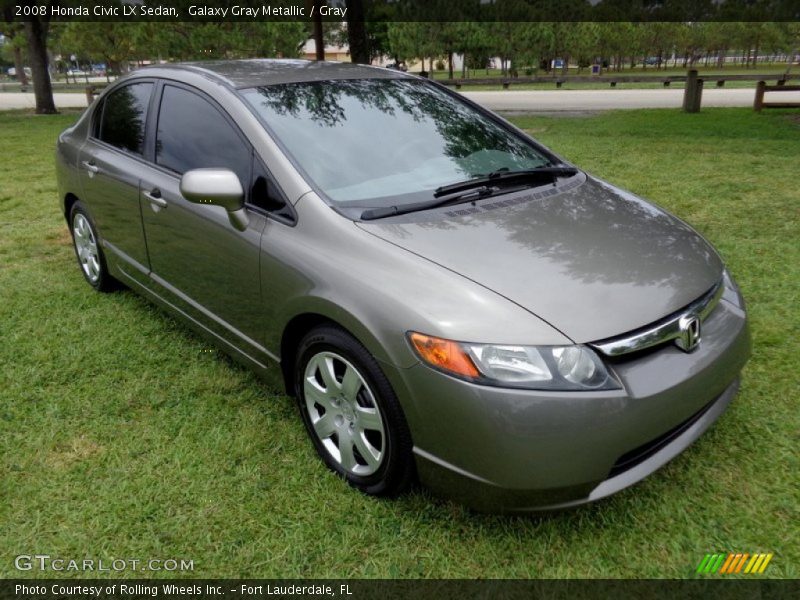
[360,185,496,221]
[359,165,579,221]
[433,165,579,198]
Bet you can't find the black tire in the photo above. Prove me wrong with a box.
[295,325,415,497]
[68,201,119,292]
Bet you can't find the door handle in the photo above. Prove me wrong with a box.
[81,160,99,175]
[143,188,167,208]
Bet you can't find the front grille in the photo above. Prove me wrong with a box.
[607,399,715,479]
[590,281,723,359]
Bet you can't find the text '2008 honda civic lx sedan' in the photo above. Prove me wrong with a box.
[56,59,750,512]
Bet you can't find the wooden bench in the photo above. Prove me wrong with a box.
[754,81,800,111]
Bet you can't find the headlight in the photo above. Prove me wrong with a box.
[408,332,620,391]
[722,268,745,309]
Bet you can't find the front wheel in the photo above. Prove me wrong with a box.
[295,325,414,497]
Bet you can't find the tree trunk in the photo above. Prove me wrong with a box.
[345,0,369,64]
[311,1,324,61]
[24,18,56,114]
[13,45,28,87]
[447,52,453,79]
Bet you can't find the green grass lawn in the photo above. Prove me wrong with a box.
[1,107,798,579]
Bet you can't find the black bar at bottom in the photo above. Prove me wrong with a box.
[1,579,798,600]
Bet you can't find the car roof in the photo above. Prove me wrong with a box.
[142,59,412,89]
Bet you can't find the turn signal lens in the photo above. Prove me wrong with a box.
[409,332,619,391]
[409,332,480,378]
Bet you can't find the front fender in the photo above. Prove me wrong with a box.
[271,294,418,369]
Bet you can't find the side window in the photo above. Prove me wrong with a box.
[155,85,251,187]
[98,82,152,155]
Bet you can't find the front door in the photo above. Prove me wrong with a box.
[138,83,268,362]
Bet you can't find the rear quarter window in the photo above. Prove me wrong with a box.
[91,98,104,138]
[98,82,153,155]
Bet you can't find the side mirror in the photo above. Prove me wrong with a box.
[180,168,248,231]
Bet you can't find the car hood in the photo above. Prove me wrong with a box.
[356,175,723,343]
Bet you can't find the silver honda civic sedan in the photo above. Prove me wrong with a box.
[56,59,750,512]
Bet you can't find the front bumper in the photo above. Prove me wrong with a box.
[388,297,750,512]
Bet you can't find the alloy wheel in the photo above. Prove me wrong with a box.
[72,213,101,284]
[303,351,386,476]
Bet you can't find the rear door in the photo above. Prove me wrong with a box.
[77,80,155,280]
[137,82,269,361]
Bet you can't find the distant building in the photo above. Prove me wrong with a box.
[301,39,350,62]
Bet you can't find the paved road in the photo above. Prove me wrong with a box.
[0,92,90,110]
[2,87,799,112]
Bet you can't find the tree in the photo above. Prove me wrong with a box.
[742,23,783,68]
[568,23,601,73]
[345,0,369,64]
[637,22,681,70]
[59,23,139,75]
[310,0,324,60]
[386,22,438,72]
[597,22,637,71]
[337,4,392,65]
[3,20,28,87]
[243,22,307,59]
[703,22,735,68]
[57,21,307,68]
[781,23,800,71]
[21,8,56,113]
[454,22,493,77]
[487,22,542,75]
[428,23,464,79]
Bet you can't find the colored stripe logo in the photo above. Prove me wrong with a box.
[696,553,773,574]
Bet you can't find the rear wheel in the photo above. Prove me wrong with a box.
[295,325,414,496]
[69,202,118,292]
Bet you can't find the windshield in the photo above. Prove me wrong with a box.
[240,79,552,206]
